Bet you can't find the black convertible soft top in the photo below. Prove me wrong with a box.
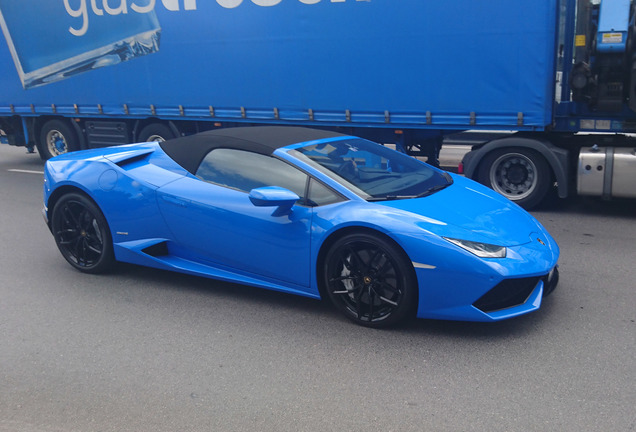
[159,126,346,175]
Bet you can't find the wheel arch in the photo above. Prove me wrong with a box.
[462,135,570,199]
[315,225,417,302]
[46,185,101,229]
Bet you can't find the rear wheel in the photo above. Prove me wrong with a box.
[477,147,551,209]
[324,233,417,328]
[38,120,79,160]
[51,193,114,273]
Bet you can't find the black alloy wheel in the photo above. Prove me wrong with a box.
[324,233,416,328]
[51,193,114,274]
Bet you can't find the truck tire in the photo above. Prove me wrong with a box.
[38,120,79,160]
[477,147,551,209]
[137,123,176,142]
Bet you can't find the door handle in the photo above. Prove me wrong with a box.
[161,195,187,207]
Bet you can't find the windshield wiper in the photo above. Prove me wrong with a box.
[367,195,419,201]
[367,178,452,202]
[416,182,451,198]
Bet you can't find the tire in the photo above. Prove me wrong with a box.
[38,120,79,160]
[137,123,176,143]
[323,233,417,328]
[477,147,551,209]
[51,193,115,274]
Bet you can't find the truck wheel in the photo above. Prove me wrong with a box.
[38,120,79,160]
[477,147,551,209]
[137,123,176,142]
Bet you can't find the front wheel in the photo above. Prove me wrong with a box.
[51,193,115,274]
[477,147,551,209]
[323,233,417,328]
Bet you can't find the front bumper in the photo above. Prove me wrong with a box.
[474,266,559,313]
[414,259,559,322]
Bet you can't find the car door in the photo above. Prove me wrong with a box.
[156,148,312,290]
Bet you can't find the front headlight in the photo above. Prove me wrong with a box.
[444,238,507,258]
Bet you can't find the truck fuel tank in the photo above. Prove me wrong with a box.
[578,146,636,198]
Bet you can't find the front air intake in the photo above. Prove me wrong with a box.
[142,241,169,257]
[473,277,541,313]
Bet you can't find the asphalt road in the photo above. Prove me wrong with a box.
[0,144,634,432]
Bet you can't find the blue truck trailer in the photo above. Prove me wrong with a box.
[1,0,635,208]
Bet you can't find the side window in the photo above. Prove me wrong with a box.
[307,178,344,206]
[196,149,308,199]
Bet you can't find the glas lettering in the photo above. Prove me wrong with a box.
[64,0,366,36]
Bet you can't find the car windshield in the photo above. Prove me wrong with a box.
[290,138,452,200]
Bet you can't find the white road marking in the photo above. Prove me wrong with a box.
[8,169,44,175]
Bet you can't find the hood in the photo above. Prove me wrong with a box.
[376,175,544,247]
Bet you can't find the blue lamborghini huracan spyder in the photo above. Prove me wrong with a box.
[43,127,559,327]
